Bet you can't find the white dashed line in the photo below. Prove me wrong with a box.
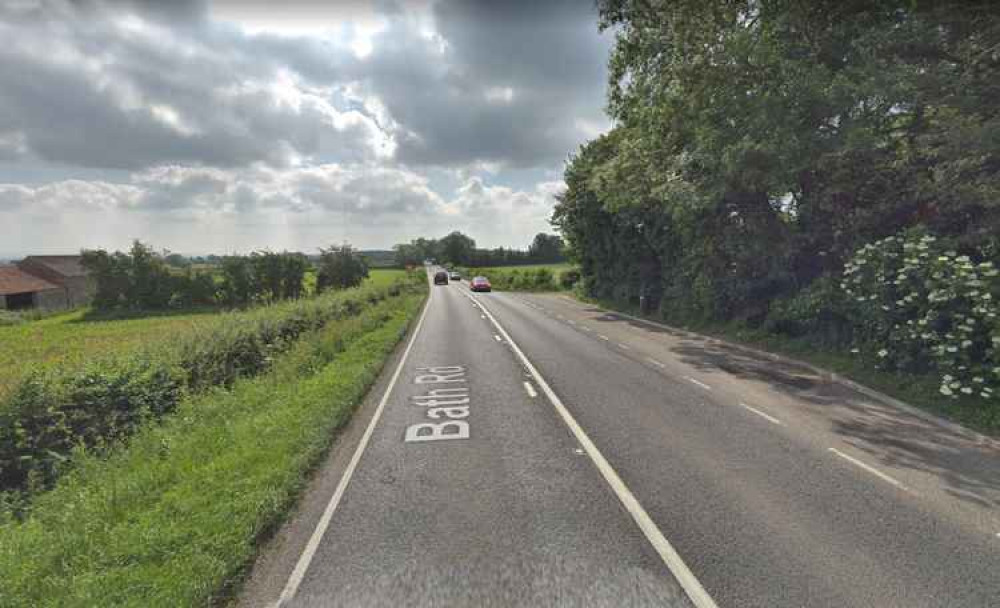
[618,343,631,350]
[829,448,909,492]
[523,381,538,398]
[739,402,784,426]
[494,334,502,342]
[599,335,610,341]
[463,292,719,608]
[645,357,666,369]
[685,377,712,391]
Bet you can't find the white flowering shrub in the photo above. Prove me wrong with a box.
[841,231,1000,403]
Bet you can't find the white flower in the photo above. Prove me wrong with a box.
[877,349,889,358]
[943,374,953,382]
[850,348,860,354]
[962,340,972,348]
[940,386,954,396]
[961,387,973,394]
[947,346,958,353]
[973,376,984,383]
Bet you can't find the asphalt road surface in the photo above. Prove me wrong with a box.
[241,268,1000,608]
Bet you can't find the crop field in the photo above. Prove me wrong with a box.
[0,309,222,399]
[0,269,411,397]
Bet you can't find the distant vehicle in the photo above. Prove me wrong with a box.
[470,276,491,292]
[449,271,461,281]
[434,271,449,285]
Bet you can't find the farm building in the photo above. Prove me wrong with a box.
[0,256,95,311]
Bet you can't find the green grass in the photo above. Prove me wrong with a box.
[585,295,1000,435]
[365,268,407,288]
[0,288,426,607]
[0,270,414,399]
[459,264,577,292]
[0,308,223,398]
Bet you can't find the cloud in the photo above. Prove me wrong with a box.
[0,0,607,254]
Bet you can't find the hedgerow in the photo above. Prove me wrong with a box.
[0,289,426,606]
[0,273,423,506]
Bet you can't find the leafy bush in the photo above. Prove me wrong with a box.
[0,274,424,502]
[559,268,581,289]
[317,244,369,291]
[840,231,1000,403]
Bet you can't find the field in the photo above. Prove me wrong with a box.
[0,269,409,398]
[0,284,427,606]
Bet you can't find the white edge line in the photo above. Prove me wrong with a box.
[685,376,712,391]
[738,402,784,426]
[523,381,538,398]
[828,447,909,491]
[464,292,719,608]
[275,292,432,607]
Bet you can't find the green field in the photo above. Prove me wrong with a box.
[0,269,411,399]
[0,286,427,606]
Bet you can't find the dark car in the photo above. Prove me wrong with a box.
[470,276,491,292]
[434,271,449,285]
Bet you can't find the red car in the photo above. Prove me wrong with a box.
[470,276,491,292]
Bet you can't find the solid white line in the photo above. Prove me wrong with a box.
[828,448,909,491]
[599,335,610,341]
[275,291,432,607]
[523,381,538,398]
[464,292,718,608]
[686,376,712,391]
[618,343,631,350]
[739,402,784,426]
[645,357,666,369]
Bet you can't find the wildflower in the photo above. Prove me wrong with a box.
[940,385,953,396]
[961,387,973,395]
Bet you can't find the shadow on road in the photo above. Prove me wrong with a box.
[579,301,1000,511]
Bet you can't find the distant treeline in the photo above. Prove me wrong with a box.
[393,231,565,267]
[81,241,370,310]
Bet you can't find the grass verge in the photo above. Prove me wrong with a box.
[584,295,1000,435]
[0,288,426,607]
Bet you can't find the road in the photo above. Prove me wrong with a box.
[241,268,1000,607]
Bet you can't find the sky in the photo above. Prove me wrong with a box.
[0,0,613,257]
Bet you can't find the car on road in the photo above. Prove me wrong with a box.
[449,271,461,281]
[434,271,449,285]
[470,276,491,292]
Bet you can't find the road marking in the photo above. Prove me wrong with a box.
[581,326,592,332]
[829,448,909,491]
[618,343,631,350]
[494,334,502,342]
[599,335,610,341]
[480,314,486,319]
[739,402,784,426]
[645,357,666,369]
[523,381,538,398]
[685,376,712,391]
[464,292,719,608]
[567,319,576,325]
[275,290,432,607]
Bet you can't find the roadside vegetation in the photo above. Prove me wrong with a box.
[554,2,1000,431]
[0,272,424,512]
[461,264,579,292]
[0,268,405,399]
[0,285,426,606]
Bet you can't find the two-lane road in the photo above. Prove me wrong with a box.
[242,270,1000,607]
